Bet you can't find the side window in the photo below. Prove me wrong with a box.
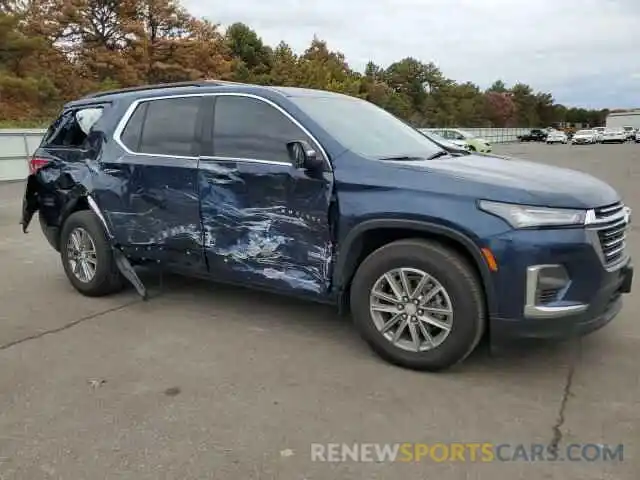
[120,102,147,151]
[43,107,104,147]
[213,96,310,162]
[120,97,201,156]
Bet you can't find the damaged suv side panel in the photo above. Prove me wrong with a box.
[22,88,336,301]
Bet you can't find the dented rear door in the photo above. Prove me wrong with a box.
[199,94,334,297]
[96,95,206,271]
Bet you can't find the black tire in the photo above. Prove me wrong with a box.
[350,239,486,371]
[60,210,124,297]
[468,145,476,152]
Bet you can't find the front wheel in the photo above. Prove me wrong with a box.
[60,210,124,297]
[350,239,486,371]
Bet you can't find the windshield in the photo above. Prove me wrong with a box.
[576,130,594,135]
[289,95,443,159]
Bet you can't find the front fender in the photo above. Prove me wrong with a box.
[332,218,498,316]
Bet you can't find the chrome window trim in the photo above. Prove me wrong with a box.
[112,92,332,171]
[199,156,290,167]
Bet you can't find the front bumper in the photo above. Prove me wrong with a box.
[491,260,632,342]
[485,224,633,344]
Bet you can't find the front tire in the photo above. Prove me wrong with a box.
[350,239,486,371]
[60,210,124,297]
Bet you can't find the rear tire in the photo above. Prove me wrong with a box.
[60,210,124,297]
[350,239,486,371]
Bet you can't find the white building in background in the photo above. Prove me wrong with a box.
[606,109,640,129]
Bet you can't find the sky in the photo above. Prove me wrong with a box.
[184,0,640,109]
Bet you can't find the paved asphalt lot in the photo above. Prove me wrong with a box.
[1,143,639,479]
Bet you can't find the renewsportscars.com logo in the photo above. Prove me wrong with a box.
[310,443,624,463]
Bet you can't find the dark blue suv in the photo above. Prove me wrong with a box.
[21,81,633,371]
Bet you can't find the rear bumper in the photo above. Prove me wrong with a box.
[491,260,632,343]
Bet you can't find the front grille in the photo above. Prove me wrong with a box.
[592,201,628,266]
[536,287,561,305]
[595,202,624,218]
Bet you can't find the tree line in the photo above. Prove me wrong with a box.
[0,0,609,128]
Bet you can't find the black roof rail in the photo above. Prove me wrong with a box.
[82,80,246,99]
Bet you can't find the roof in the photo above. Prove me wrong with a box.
[64,81,341,109]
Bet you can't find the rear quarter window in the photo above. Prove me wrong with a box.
[42,106,105,147]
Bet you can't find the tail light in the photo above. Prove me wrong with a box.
[29,157,50,174]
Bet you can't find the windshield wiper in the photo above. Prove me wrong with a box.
[378,155,427,161]
[427,150,450,160]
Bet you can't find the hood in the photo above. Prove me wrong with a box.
[389,154,619,209]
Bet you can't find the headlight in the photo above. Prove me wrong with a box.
[478,200,586,228]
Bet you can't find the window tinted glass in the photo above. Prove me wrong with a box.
[131,97,200,156]
[213,96,308,162]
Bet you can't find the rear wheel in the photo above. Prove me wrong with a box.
[350,239,486,371]
[60,210,124,297]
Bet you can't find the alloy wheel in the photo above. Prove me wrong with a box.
[66,227,98,283]
[369,267,454,352]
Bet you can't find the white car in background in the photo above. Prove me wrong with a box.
[428,128,492,153]
[622,126,636,141]
[635,131,640,143]
[546,130,568,144]
[593,127,606,142]
[601,128,627,144]
[419,129,470,151]
[571,129,598,145]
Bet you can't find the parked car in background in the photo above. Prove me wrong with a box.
[601,128,628,144]
[518,129,548,142]
[430,128,492,153]
[622,126,636,141]
[635,130,640,143]
[418,129,471,154]
[593,127,606,143]
[546,130,568,144]
[571,129,598,145]
[20,81,634,372]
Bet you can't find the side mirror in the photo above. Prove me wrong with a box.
[286,140,323,171]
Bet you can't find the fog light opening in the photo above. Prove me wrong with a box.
[533,265,570,305]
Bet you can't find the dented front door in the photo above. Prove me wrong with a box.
[199,94,334,296]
